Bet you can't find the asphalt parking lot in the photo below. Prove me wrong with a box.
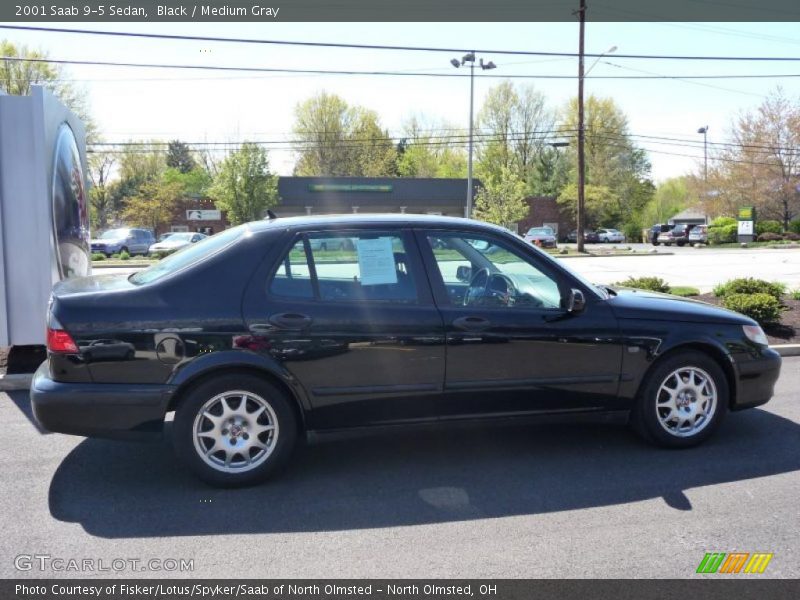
[1,357,798,579]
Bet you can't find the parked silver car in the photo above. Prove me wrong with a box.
[596,228,626,243]
[523,226,557,248]
[148,232,206,256]
[688,224,708,244]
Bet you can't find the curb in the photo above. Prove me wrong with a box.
[0,373,33,392]
[91,262,152,268]
[771,344,800,357]
[556,252,674,259]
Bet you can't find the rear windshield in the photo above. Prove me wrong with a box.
[130,225,246,285]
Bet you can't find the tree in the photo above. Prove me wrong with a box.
[107,144,167,221]
[559,95,654,226]
[708,88,800,228]
[556,183,616,227]
[121,180,184,234]
[473,167,529,229]
[210,143,278,225]
[292,92,397,176]
[87,152,115,230]
[476,82,556,189]
[166,140,196,173]
[396,115,466,178]
[641,177,692,226]
[0,40,97,142]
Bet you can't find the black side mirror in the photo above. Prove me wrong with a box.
[456,265,472,283]
[567,288,586,313]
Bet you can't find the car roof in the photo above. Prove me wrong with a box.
[245,213,513,235]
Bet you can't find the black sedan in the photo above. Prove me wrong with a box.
[566,229,600,243]
[31,215,781,487]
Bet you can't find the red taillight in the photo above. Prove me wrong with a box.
[46,315,79,354]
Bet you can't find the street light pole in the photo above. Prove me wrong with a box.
[450,52,496,218]
[697,126,709,182]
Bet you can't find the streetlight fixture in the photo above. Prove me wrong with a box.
[697,126,709,182]
[450,52,497,218]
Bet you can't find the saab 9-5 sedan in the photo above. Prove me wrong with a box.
[31,215,781,486]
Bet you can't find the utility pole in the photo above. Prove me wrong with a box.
[576,0,587,253]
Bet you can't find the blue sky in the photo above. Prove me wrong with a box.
[3,21,800,182]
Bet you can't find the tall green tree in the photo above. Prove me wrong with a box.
[87,152,115,230]
[476,82,556,190]
[210,143,278,225]
[166,140,197,174]
[473,166,529,229]
[0,40,97,142]
[396,115,466,178]
[292,92,397,176]
[121,180,184,235]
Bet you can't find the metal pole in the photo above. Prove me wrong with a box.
[576,0,586,253]
[703,128,708,182]
[467,56,475,218]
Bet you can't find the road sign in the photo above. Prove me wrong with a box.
[187,209,221,221]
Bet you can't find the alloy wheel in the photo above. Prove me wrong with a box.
[655,366,717,438]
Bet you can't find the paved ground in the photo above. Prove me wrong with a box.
[1,358,798,578]
[94,246,800,293]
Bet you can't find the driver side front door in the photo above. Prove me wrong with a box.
[417,229,624,419]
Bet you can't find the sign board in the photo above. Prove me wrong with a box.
[737,220,754,236]
[187,209,221,221]
[738,206,755,221]
[309,184,392,193]
[356,237,397,286]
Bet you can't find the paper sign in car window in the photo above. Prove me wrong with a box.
[357,237,398,285]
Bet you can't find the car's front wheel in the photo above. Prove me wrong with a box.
[173,374,298,486]
[632,350,728,448]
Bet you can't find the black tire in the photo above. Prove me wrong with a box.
[632,350,728,448]
[172,373,298,487]
[652,241,660,246]
[677,241,686,247]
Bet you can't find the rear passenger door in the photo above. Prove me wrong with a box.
[242,228,446,431]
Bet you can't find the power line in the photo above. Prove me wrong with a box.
[5,25,800,62]
[4,55,800,81]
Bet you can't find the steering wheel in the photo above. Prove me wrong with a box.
[485,273,521,307]
[464,267,490,306]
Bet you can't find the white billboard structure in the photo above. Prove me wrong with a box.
[0,86,90,346]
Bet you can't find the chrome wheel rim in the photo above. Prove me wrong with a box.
[192,390,279,473]
[655,366,717,438]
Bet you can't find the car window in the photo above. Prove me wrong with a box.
[306,232,418,304]
[269,240,314,299]
[425,233,562,309]
[130,226,245,285]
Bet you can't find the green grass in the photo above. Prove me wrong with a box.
[670,286,700,297]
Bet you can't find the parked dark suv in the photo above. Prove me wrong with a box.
[31,215,781,486]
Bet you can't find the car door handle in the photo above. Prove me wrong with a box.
[269,313,313,330]
[452,316,491,332]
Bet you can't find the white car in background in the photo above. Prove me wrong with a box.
[596,228,626,243]
[148,232,206,256]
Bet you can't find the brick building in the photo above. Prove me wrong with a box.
[165,197,229,237]
[517,196,575,241]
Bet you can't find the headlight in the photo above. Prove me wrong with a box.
[743,324,768,346]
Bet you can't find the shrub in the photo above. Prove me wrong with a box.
[756,220,783,235]
[784,232,800,241]
[713,277,785,300]
[722,293,783,324]
[118,250,130,261]
[757,232,783,242]
[791,289,800,301]
[613,276,671,293]
[91,253,106,261]
[710,216,737,228]
[670,286,700,297]
[707,223,737,245]
[622,222,641,243]
[788,219,800,235]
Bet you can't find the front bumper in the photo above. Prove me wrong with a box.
[30,362,174,439]
[731,348,782,411]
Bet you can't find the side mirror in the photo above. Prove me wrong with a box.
[456,265,472,283]
[567,288,586,313]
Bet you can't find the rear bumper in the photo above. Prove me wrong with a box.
[731,348,782,411]
[30,363,174,439]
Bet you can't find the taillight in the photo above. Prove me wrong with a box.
[47,315,79,354]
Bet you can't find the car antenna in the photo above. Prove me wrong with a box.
[266,209,278,220]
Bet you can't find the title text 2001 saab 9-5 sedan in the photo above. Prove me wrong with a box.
[31,215,782,486]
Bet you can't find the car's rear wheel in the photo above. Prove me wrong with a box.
[632,350,728,448]
[173,374,298,487]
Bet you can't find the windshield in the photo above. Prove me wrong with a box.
[100,229,128,239]
[527,227,553,236]
[165,233,193,242]
[130,225,247,285]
